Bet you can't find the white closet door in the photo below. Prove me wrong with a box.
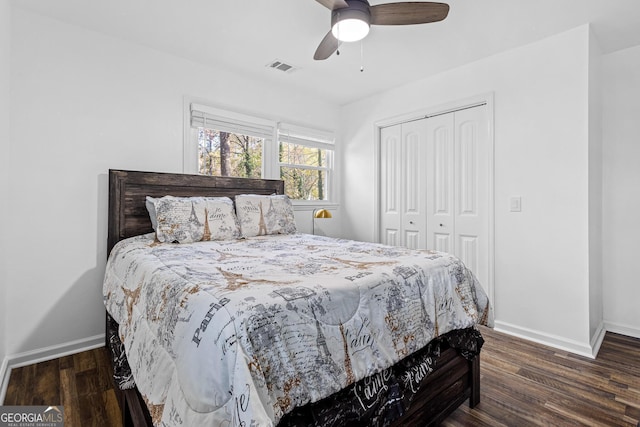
[381,104,490,292]
[379,120,427,249]
[426,113,455,254]
[380,124,402,246]
[401,119,428,249]
[427,105,489,288]
[454,106,489,289]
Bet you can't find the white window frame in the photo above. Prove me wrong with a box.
[277,122,335,206]
[183,100,336,205]
[185,102,276,178]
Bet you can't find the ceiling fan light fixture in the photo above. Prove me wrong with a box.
[331,2,371,42]
[332,17,370,42]
[315,0,450,61]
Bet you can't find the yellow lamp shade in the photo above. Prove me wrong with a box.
[313,209,333,219]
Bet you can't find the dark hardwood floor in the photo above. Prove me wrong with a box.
[446,327,640,426]
[4,326,639,426]
[4,346,121,426]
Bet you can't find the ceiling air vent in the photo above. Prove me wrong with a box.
[266,59,298,74]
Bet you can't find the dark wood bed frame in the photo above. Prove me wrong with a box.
[106,169,481,427]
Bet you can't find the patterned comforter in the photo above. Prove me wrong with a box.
[103,233,492,426]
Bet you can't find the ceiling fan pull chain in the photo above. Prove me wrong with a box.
[336,12,341,56]
[360,40,364,72]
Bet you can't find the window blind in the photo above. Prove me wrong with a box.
[190,103,274,140]
[278,122,335,151]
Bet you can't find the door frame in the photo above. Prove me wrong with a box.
[373,92,495,305]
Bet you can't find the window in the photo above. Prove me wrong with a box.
[190,104,274,179]
[188,103,335,202]
[278,123,334,201]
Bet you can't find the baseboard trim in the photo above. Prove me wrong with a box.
[590,323,607,358]
[0,334,105,404]
[604,321,640,340]
[0,356,9,405]
[494,321,597,359]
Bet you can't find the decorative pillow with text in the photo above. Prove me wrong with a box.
[234,194,297,238]
[150,196,240,243]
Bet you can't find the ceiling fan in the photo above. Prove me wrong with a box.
[313,0,450,60]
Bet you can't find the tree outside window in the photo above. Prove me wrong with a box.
[198,128,262,179]
[279,141,331,201]
[191,104,335,202]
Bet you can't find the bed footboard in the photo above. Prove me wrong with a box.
[392,348,480,426]
[106,311,482,427]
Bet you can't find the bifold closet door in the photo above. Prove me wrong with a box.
[380,124,402,246]
[426,105,489,288]
[380,119,427,249]
[425,113,455,253]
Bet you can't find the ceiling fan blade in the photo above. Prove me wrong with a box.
[315,0,349,10]
[314,30,340,60]
[370,2,449,25]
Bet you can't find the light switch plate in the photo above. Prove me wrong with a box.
[510,196,522,212]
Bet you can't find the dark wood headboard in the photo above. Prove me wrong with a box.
[108,169,285,254]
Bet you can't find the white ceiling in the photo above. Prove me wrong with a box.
[13,0,640,105]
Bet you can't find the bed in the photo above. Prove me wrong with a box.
[104,169,491,427]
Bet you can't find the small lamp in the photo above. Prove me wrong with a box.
[312,208,333,235]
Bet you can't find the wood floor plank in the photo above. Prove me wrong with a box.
[59,354,75,370]
[78,392,108,426]
[517,366,625,414]
[60,367,82,427]
[3,365,22,405]
[75,368,103,395]
[4,330,639,426]
[6,364,38,406]
[104,389,124,427]
[73,350,97,373]
[478,369,586,426]
[33,359,61,405]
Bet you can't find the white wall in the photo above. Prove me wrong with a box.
[6,8,339,357]
[0,0,11,385]
[340,25,598,354]
[588,28,604,344]
[602,44,640,338]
